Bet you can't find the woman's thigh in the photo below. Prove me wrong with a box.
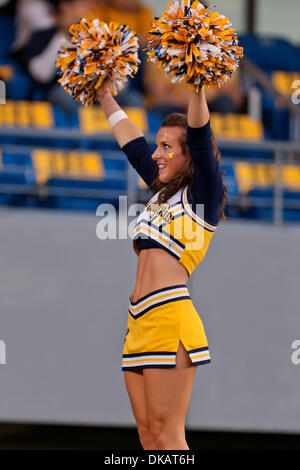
[123,369,149,426]
[143,341,197,426]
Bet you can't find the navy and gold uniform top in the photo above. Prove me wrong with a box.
[121,120,224,277]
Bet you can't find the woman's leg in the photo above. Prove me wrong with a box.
[143,341,197,450]
[123,369,158,450]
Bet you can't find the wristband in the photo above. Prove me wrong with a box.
[108,110,128,129]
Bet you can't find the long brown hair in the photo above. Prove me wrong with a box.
[150,113,229,222]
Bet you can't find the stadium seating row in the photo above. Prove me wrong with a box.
[0,101,54,128]
[138,161,300,195]
[0,15,299,220]
[0,100,264,141]
[234,161,300,194]
[0,147,127,210]
[0,149,300,197]
[31,149,105,185]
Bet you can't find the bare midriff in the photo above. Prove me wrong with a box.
[130,248,189,303]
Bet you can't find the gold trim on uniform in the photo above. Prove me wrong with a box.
[129,285,190,318]
[181,186,218,232]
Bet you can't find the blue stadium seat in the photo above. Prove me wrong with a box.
[0,151,35,207]
[4,61,35,100]
[241,187,300,222]
[220,163,239,199]
[47,176,127,211]
[237,35,300,140]
[0,16,15,56]
[52,106,80,129]
[147,111,164,135]
[239,34,300,72]
[0,16,34,100]
[260,85,291,140]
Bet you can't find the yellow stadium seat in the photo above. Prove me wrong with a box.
[79,106,109,134]
[0,101,54,128]
[79,106,148,134]
[235,161,300,194]
[272,71,300,97]
[30,102,54,128]
[16,101,31,128]
[210,113,263,141]
[0,100,15,126]
[126,108,148,133]
[31,150,104,185]
[283,165,300,190]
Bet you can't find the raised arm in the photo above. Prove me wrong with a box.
[186,88,224,225]
[96,80,157,187]
[96,79,143,147]
[187,87,210,128]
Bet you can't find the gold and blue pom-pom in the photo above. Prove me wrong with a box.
[56,18,140,106]
[146,0,244,91]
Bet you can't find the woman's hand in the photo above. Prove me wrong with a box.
[96,77,113,102]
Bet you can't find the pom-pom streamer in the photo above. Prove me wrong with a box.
[56,18,140,106]
[146,0,244,91]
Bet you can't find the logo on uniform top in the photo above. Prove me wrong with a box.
[146,201,174,225]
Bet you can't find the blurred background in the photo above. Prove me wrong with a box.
[0,0,299,450]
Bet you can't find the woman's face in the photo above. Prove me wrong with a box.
[152,126,189,183]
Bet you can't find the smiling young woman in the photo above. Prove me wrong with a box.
[97,79,227,450]
[152,125,189,183]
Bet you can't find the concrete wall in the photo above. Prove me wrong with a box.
[0,208,300,431]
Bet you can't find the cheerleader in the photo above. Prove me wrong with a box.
[56,0,242,450]
[97,79,227,450]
